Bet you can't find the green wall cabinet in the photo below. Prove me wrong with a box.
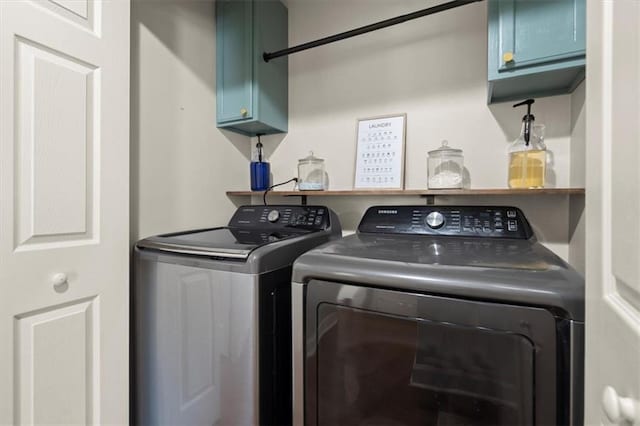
[487,0,585,104]
[216,0,288,136]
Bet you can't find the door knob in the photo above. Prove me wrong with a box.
[503,51,514,63]
[240,107,248,117]
[603,386,639,423]
[52,272,68,292]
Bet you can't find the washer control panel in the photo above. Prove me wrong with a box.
[358,206,532,239]
[229,205,330,230]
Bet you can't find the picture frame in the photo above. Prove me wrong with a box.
[353,113,407,189]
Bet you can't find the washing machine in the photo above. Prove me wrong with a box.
[292,205,583,426]
[133,204,340,426]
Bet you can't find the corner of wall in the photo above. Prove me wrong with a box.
[569,81,586,275]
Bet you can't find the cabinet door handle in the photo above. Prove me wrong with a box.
[503,51,514,63]
[240,107,249,117]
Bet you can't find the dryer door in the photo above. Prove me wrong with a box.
[305,280,562,426]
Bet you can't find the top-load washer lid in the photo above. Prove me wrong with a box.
[137,226,312,260]
[135,204,341,262]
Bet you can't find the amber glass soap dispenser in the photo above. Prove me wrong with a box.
[508,99,546,189]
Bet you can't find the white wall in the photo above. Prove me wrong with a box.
[130,0,249,243]
[256,0,583,261]
[262,0,573,190]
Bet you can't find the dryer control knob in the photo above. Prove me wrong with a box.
[425,211,445,229]
[267,210,280,223]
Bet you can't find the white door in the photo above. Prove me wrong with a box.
[0,0,130,424]
[585,0,640,424]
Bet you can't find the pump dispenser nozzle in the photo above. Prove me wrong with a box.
[256,134,264,163]
[508,98,546,189]
[513,99,535,145]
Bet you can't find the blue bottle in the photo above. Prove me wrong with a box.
[250,138,270,191]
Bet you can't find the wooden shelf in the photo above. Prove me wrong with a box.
[226,188,585,197]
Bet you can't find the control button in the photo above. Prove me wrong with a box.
[425,211,445,229]
[507,210,517,218]
[267,210,280,223]
[483,227,492,233]
[508,220,518,231]
[314,217,323,225]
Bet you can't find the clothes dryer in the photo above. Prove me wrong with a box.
[292,205,583,426]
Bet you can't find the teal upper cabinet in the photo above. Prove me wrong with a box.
[216,0,288,136]
[487,0,585,104]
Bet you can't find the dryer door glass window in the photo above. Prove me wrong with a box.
[313,304,535,425]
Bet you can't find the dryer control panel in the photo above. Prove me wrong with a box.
[358,206,533,239]
[229,205,330,230]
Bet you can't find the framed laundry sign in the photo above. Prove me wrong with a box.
[354,113,406,189]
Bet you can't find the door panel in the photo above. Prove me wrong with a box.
[14,37,98,248]
[0,1,129,424]
[15,298,98,425]
[49,0,89,19]
[585,0,640,424]
[36,0,99,33]
[610,2,640,308]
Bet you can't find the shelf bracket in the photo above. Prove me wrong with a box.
[285,194,308,206]
[423,195,435,205]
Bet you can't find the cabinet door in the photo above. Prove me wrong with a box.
[492,0,585,74]
[216,0,253,124]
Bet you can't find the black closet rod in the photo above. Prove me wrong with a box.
[263,0,484,62]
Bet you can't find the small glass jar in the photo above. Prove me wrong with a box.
[297,151,326,190]
[427,140,464,189]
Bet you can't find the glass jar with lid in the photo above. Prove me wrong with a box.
[427,140,464,189]
[297,151,326,190]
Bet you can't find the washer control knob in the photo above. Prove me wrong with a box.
[425,211,445,229]
[267,209,280,223]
